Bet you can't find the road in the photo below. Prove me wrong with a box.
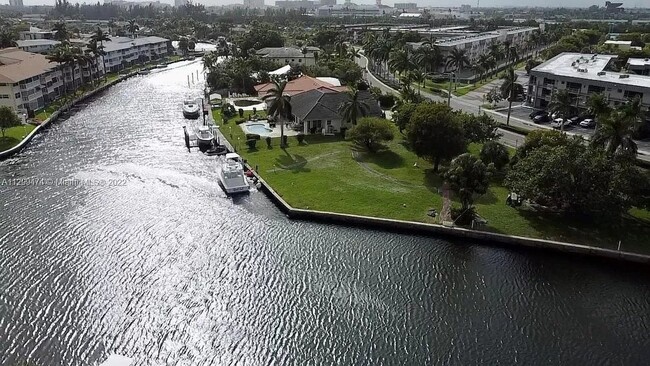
[357,54,650,162]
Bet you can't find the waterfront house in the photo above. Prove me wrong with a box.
[289,88,382,135]
[255,75,346,97]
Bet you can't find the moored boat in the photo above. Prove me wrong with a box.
[182,99,200,119]
[218,153,250,194]
[196,125,214,151]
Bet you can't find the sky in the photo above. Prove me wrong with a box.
[16,0,650,9]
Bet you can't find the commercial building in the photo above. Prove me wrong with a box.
[9,0,23,6]
[319,0,336,5]
[275,0,315,9]
[528,53,650,117]
[394,2,417,10]
[101,36,170,73]
[256,47,316,66]
[0,48,81,115]
[18,27,54,41]
[243,0,265,7]
[16,39,60,54]
[627,58,650,76]
[316,3,382,17]
[604,40,632,51]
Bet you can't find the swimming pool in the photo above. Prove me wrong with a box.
[244,123,273,136]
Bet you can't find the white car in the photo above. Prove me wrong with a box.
[551,118,565,129]
[580,118,595,128]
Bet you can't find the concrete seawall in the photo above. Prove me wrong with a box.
[250,166,650,265]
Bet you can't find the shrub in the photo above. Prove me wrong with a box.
[245,133,261,140]
[235,118,246,125]
[377,94,395,109]
[265,136,272,148]
[252,107,257,115]
[238,108,244,118]
[281,135,288,147]
[296,133,305,144]
[347,117,394,152]
[246,139,257,149]
[480,141,510,170]
[451,206,476,226]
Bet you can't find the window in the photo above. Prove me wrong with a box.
[298,59,302,62]
[15,93,20,99]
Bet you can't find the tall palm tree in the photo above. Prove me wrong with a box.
[445,47,469,90]
[592,111,637,157]
[500,68,523,126]
[477,54,492,82]
[261,80,292,147]
[91,27,110,81]
[409,69,425,94]
[338,89,369,127]
[388,48,412,79]
[471,64,484,83]
[347,48,360,61]
[548,89,575,132]
[53,22,70,43]
[47,45,74,95]
[586,92,611,132]
[507,46,518,65]
[127,20,140,38]
[488,42,503,64]
[85,39,103,85]
[0,30,17,48]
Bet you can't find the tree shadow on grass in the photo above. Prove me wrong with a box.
[352,144,405,169]
[0,137,20,151]
[423,169,444,194]
[476,189,499,205]
[274,148,310,173]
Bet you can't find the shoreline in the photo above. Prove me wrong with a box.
[248,166,650,265]
[0,57,192,160]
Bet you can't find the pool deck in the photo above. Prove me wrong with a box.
[240,121,300,138]
[228,97,267,112]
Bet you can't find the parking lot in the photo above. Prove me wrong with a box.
[504,105,596,138]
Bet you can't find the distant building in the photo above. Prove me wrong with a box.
[256,47,316,66]
[174,0,187,7]
[319,0,336,5]
[243,0,265,7]
[528,53,649,120]
[316,3,383,17]
[275,0,315,9]
[100,36,170,73]
[394,2,417,10]
[18,27,54,41]
[16,39,60,54]
[626,58,650,76]
[9,0,23,6]
[605,1,624,12]
[604,40,632,51]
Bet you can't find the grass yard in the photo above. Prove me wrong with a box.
[419,73,501,97]
[0,124,36,151]
[214,117,650,252]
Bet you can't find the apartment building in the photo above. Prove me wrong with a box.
[18,27,54,41]
[16,39,60,54]
[0,48,81,115]
[528,53,650,116]
[101,36,170,73]
[316,3,383,17]
[256,47,316,66]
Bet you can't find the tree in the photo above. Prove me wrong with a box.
[393,101,415,133]
[91,27,110,79]
[549,89,576,131]
[0,30,17,48]
[444,153,490,222]
[388,48,412,78]
[347,117,394,152]
[500,68,523,126]
[127,19,140,37]
[485,87,502,106]
[338,89,369,127]
[591,111,637,157]
[178,37,189,55]
[459,113,500,143]
[480,141,510,170]
[406,103,467,172]
[262,80,292,147]
[0,106,21,137]
[445,47,469,90]
[53,22,70,42]
[586,92,611,121]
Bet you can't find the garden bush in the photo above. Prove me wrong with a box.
[246,139,257,149]
[235,118,247,125]
[245,133,261,140]
[296,133,305,144]
[265,136,272,148]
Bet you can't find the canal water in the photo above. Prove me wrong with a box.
[1,61,649,366]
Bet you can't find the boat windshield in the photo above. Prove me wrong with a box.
[224,170,243,179]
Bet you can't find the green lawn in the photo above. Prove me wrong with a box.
[0,124,36,151]
[214,120,650,251]
[418,73,501,97]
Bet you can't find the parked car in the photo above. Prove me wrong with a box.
[533,114,551,123]
[580,118,595,128]
[551,118,571,129]
[569,116,581,125]
[529,110,547,119]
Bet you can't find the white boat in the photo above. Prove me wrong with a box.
[219,153,250,194]
[182,99,200,119]
[196,125,214,151]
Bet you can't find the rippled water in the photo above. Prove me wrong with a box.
[1,61,650,366]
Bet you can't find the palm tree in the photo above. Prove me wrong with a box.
[477,54,492,82]
[409,69,425,94]
[471,64,484,83]
[127,20,140,38]
[586,92,611,132]
[347,48,360,61]
[592,111,637,157]
[388,48,412,80]
[500,68,523,126]
[47,45,74,95]
[262,80,292,147]
[507,46,518,65]
[90,27,110,81]
[488,42,503,63]
[548,89,575,132]
[338,89,369,127]
[0,30,17,48]
[53,22,70,43]
[85,39,103,85]
[178,37,189,56]
[445,47,469,90]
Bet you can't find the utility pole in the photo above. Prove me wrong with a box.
[447,72,454,106]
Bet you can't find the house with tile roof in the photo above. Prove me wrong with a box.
[290,88,382,135]
[254,75,347,97]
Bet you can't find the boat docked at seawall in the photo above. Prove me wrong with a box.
[196,125,214,152]
[182,99,200,119]
[218,153,250,194]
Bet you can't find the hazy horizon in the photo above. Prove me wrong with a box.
[14,0,650,9]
